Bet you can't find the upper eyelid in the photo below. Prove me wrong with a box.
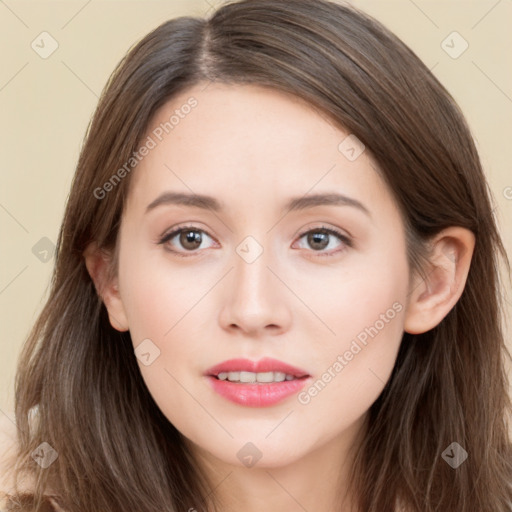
[160,224,217,242]
[160,224,348,239]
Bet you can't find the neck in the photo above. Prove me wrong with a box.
[186,414,368,512]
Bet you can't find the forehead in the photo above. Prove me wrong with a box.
[124,82,395,220]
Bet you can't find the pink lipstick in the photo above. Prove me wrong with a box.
[204,357,311,407]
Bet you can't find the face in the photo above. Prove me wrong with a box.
[111,82,411,469]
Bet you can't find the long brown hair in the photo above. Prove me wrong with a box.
[3,0,511,510]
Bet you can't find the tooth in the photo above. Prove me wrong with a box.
[256,371,274,383]
[218,371,298,383]
[228,371,240,381]
[239,371,257,383]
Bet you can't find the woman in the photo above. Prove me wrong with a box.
[2,0,511,510]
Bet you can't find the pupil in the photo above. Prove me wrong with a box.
[181,230,201,249]
[309,231,328,250]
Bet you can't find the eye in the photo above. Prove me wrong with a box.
[157,224,352,258]
[157,225,217,257]
[293,225,352,257]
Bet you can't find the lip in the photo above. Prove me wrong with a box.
[204,357,310,378]
[204,357,311,407]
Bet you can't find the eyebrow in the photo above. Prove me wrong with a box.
[145,191,371,217]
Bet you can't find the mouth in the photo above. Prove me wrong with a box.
[205,357,310,381]
[204,357,311,407]
[212,371,308,384]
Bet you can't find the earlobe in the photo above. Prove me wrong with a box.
[403,227,475,335]
[83,242,129,332]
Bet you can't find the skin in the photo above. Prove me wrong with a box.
[85,82,475,512]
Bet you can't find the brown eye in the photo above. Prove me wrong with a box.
[306,231,330,251]
[158,226,216,256]
[294,226,352,257]
[179,229,203,250]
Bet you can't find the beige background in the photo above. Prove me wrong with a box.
[1,0,511,424]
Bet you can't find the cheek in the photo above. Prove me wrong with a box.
[118,249,212,415]
[119,247,206,342]
[294,248,407,426]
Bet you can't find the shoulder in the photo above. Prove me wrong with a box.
[0,413,18,509]
[0,413,17,494]
[0,413,67,512]
[0,413,43,509]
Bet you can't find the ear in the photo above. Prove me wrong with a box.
[404,227,475,334]
[83,241,129,332]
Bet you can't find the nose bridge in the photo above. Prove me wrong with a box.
[218,230,290,334]
[232,233,273,302]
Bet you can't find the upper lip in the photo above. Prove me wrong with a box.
[205,357,310,378]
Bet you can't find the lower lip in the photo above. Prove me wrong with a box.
[205,375,310,407]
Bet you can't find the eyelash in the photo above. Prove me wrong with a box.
[157,224,353,258]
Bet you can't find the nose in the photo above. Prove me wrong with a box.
[218,244,292,337]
